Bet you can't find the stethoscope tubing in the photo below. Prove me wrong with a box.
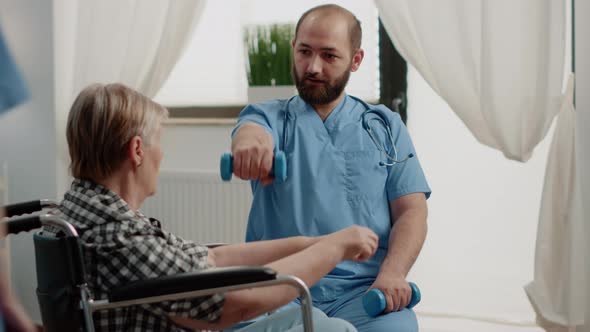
[281,96,412,167]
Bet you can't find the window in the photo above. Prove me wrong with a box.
[154,0,380,116]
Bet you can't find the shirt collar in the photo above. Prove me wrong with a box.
[67,178,137,224]
[292,94,349,119]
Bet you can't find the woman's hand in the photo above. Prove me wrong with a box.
[323,226,379,262]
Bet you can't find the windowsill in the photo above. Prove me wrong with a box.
[167,105,243,117]
[164,96,383,126]
[164,105,243,125]
[164,117,237,126]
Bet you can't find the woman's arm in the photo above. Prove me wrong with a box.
[210,236,320,267]
[172,226,378,330]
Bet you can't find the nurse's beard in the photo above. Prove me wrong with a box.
[292,66,351,105]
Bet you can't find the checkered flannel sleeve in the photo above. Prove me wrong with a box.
[101,230,225,322]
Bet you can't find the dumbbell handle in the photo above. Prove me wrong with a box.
[362,282,421,317]
[220,151,287,183]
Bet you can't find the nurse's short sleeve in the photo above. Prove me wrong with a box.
[232,101,280,148]
[385,111,431,201]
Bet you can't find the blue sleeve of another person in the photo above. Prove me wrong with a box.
[382,108,431,201]
[0,27,29,114]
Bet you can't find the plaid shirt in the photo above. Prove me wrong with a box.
[46,179,224,331]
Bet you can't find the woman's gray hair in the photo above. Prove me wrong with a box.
[66,83,168,180]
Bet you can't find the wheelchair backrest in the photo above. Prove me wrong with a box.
[34,232,86,332]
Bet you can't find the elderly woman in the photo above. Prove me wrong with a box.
[50,83,378,332]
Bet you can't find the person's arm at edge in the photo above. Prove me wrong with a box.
[0,222,36,332]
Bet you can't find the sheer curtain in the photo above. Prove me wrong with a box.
[375,0,583,330]
[1,1,211,321]
[70,1,205,97]
[54,0,205,196]
[525,77,584,330]
[375,0,564,162]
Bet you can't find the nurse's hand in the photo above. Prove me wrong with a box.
[325,226,378,262]
[369,274,411,313]
[231,123,275,185]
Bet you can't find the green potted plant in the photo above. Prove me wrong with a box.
[244,23,296,103]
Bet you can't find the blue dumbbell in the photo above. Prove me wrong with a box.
[363,282,421,317]
[220,151,287,183]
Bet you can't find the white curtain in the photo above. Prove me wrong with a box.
[375,1,584,330]
[54,0,206,196]
[525,77,584,331]
[70,0,205,97]
[2,0,210,322]
[374,0,565,162]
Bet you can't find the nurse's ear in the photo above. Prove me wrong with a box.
[350,48,364,72]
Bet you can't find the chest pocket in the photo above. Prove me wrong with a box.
[342,149,387,211]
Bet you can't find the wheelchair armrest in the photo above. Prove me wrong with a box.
[205,242,229,248]
[4,199,58,217]
[109,266,277,302]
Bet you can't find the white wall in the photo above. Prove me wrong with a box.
[574,0,590,331]
[0,0,56,322]
[161,124,233,170]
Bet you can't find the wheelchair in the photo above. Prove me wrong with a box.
[2,200,315,332]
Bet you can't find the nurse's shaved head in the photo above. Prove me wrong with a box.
[295,4,362,51]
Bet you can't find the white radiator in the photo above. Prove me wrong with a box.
[142,169,252,244]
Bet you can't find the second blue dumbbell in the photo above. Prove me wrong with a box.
[362,282,421,317]
[220,151,287,183]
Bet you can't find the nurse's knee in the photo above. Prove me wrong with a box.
[315,317,357,332]
[372,309,418,332]
[311,307,328,320]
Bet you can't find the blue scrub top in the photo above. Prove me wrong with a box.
[234,95,431,301]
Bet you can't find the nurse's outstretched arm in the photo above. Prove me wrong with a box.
[369,193,428,313]
[231,122,275,186]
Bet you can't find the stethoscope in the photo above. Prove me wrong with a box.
[281,95,413,167]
